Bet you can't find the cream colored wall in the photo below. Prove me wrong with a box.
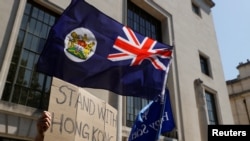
[0,0,26,98]
[153,0,234,141]
[0,0,234,141]
[0,0,16,65]
[0,0,15,61]
[230,95,250,124]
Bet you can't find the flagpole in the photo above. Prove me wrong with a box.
[155,48,173,140]
[160,44,173,103]
[154,72,168,141]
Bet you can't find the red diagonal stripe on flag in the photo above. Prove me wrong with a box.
[108,26,172,70]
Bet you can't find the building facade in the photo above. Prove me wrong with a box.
[0,0,234,141]
[227,60,250,124]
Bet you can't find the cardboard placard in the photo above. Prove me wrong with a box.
[44,78,117,141]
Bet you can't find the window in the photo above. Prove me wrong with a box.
[192,2,201,17]
[199,54,210,76]
[127,0,162,41]
[205,91,218,125]
[126,0,162,127]
[126,97,149,127]
[2,1,58,109]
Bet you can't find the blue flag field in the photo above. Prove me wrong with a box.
[37,0,173,99]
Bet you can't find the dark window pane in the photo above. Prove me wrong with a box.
[45,77,52,92]
[27,90,41,107]
[2,83,12,101]
[47,27,51,37]
[32,7,38,18]
[34,54,40,68]
[44,13,50,24]
[49,16,55,26]
[11,85,21,103]
[40,24,48,38]
[37,73,45,90]
[207,102,212,110]
[38,10,44,21]
[20,15,29,30]
[31,36,39,52]
[128,9,133,18]
[192,3,201,16]
[13,30,25,64]
[31,71,42,90]
[12,46,22,64]
[20,50,28,67]
[19,87,29,105]
[200,55,210,76]
[24,3,31,14]
[34,21,42,35]
[6,64,17,82]
[38,39,46,53]
[24,69,32,87]
[28,18,36,33]
[16,30,25,47]
[16,67,31,87]
[23,33,32,50]
[205,91,218,125]
[151,25,156,33]
[27,53,35,69]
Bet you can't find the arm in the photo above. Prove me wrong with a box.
[34,111,51,141]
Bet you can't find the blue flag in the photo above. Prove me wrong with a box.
[37,0,172,99]
[128,89,175,141]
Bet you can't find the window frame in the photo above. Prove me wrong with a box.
[199,53,211,77]
[205,90,219,125]
[1,0,58,109]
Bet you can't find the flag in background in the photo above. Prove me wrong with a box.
[37,0,172,99]
[128,89,175,141]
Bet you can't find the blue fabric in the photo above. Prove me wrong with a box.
[37,0,172,99]
[128,89,175,141]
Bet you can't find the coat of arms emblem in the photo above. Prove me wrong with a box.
[64,27,97,62]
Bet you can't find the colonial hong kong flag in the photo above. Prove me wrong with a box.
[37,0,173,99]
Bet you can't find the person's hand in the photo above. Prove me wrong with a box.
[35,111,51,141]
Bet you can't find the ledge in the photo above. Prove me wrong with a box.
[204,0,215,8]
